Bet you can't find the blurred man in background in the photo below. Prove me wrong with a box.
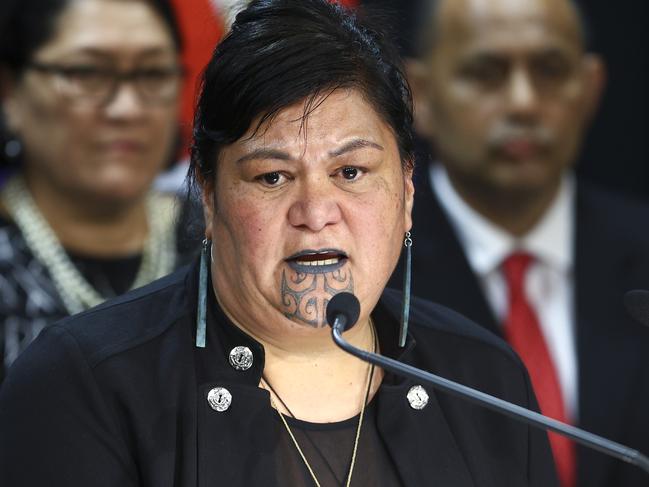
[391,0,649,485]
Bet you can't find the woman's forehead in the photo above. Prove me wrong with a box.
[35,0,176,60]
[225,89,397,161]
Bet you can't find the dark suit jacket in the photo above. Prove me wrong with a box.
[390,163,649,487]
[0,258,557,486]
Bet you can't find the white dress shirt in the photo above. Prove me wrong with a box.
[430,164,579,419]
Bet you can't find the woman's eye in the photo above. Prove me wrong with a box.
[341,166,359,180]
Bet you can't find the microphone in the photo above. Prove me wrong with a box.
[624,289,649,327]
[326,291,360,332]
[326,292,649,476]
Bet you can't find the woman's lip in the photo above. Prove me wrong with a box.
[287,256,348,274]
[285,248,348,261]
[102,140,145,153]
[285,248,348,275]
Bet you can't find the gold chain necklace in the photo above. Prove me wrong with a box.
[263,322,377,487]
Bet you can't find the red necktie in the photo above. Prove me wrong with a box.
[502,252,575,487]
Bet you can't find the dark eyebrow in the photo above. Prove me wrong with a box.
[60,47,177,62]
[236,139,384,164]
[235,148,293,164]
[329,139,384,157]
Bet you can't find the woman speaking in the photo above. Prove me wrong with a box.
[0,0,557,485]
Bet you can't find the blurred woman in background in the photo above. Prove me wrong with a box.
[0,0,188,380]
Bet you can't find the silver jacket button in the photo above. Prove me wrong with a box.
[229,346,254,371]
[407,385,429,410]
[207,387,232,412]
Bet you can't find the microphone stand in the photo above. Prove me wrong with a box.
[331,317,649,475]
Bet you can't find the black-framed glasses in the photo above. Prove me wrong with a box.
[27,62,183,105]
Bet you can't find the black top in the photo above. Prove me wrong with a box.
[0,257,558,486]
[273,400,403,486]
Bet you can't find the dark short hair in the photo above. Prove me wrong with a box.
[190,0,414,186]
[0,0,182,74]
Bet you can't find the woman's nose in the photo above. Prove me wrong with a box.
[287,176,342,232]
[103,82,145,119]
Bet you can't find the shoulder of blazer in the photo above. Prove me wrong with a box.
[42,262,197,368]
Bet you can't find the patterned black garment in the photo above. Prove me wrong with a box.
[0,218,66,378]
[0,202,203,382]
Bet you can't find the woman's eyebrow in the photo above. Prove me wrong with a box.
[329,139,384,157]
[235,139,384,164]
[236,148,293,164]
[61,46,175,60]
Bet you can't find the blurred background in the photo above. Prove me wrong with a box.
[5,0,645,199]
[185,0,649,198]
[356,0,649,199]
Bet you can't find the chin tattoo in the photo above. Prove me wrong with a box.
[281,267,354,328]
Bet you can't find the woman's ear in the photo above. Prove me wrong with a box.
[403,162,415,232]
[198,173,215,240]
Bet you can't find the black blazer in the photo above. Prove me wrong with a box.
[0,259,558,486]
[390,164,649,487]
